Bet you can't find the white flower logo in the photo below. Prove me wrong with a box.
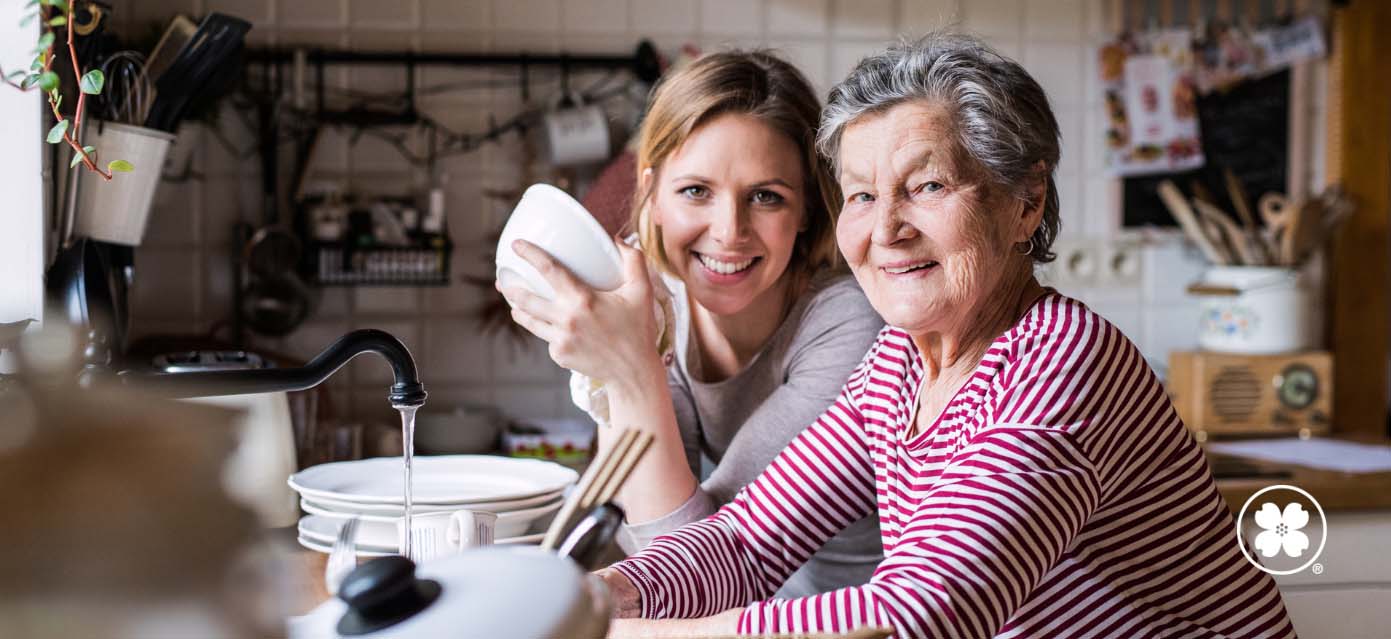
[1253,502,1310,558]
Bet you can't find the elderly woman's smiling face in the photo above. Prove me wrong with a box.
[835,100,1039,335]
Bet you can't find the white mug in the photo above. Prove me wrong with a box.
[541,99,610,167]
[397,510,498,561]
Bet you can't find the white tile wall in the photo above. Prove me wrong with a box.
[493,0,561,32]
[962,0,1023,38]
[632,0,699,35]
[419,0,491,31]
[768,0,830,37]
[830,0,894,39]
[828,39,889,91]
[765,38,831,89]
[124,0,1294,428]
[350,0,418,29]
[277,0,346,29]
[564,0,631,35]
[1023,0,1085,40]
[898,0,960,36]
[700,0,765,36]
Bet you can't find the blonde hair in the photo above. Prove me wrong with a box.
[629,50,841,280]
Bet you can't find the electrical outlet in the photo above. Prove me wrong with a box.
[1099,241,1142,288]
[1041,240,1100,291]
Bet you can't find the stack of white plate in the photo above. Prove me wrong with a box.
[288,455,577,558]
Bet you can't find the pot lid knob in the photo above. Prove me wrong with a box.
[337,556,442,636]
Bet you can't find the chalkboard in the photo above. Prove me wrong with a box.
[1123,70,1290,227]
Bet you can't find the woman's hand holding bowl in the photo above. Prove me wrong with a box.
[498,238,664,396]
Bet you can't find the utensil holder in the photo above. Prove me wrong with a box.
[73,122,175,246]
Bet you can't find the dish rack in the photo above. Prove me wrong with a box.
[305,237,452,286]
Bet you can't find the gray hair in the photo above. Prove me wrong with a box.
[818,32,1061,263]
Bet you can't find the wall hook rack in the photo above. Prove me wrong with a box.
[244,40,660,126]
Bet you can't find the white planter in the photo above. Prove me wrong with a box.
[1196,265,1318,354]
[73,122,175,246]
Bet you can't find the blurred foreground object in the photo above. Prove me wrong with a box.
[0,324,274,637]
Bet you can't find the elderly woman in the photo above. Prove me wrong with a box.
[599,34,1296,638]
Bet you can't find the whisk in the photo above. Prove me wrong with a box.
[95,51,152,125]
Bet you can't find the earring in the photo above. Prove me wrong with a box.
[1014,237,1036,256]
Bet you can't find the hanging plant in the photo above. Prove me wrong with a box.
[463,223,534,347]
[2,0,131,179]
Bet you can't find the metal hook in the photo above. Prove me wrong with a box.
[559,55,573,107]
[405,53,416,116]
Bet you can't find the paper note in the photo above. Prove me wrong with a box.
[1208,438,1391,474]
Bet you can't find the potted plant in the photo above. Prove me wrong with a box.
[3,0,157,245]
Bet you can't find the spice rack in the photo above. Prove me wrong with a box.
[296,192,453,287]
[306,237,452,286]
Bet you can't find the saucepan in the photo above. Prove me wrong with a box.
[44,238,125,358]
[287,548,610,638]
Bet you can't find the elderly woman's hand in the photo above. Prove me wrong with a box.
[596,567,642,618]
[498,239,665,393]
[597,568,743,637]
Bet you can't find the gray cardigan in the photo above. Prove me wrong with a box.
[619,271,885,598]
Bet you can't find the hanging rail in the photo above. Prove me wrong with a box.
[244,40,661,83]
[242,40,660,126]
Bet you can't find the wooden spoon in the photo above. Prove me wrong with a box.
[1194,199,1260,265]
[1158,180,1228,265]
[1285,198,1324,266]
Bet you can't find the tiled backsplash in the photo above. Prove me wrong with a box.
[114,0,1294,424]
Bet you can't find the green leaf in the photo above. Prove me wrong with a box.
[70,145,95,168]
[42,0,68,10]
[20,74,38,90]
[4,70,24,82]
[26,0,40,8]
[48,16,66,27]
[30,53,44,71]
[79,69,102,95]
[108,160,134,173]
[20,12,37,28]
[46,119,68,144]
[34,31,54,52]
[36,71,57,92]
[52,92,61,110]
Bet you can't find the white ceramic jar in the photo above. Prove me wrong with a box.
[1196,266,1318,354]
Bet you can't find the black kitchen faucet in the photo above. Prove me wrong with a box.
[127,328,426,407]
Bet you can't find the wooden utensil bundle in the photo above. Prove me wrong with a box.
[540,428,654,551]
[1158,179,1352,268]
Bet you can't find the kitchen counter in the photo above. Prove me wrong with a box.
[1210,435,1391,513]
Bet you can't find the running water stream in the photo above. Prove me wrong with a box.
[396,404,420,558]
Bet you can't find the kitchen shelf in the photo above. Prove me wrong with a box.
[305,238,452,287]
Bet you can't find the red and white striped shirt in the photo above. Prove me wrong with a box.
[612,293,1295,638]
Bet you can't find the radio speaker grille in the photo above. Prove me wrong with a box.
[1211,366,1260,423]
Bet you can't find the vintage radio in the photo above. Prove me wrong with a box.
[1167,350,1333,441]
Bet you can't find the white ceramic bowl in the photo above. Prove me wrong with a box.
[300,498,562,545]
[496,183,622,301]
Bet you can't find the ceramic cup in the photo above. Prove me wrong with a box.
[540,98,610,167]
[496,183,623,301]
[397,510,498,562]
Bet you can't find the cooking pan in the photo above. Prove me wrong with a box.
[238,101,314,337]
[45,238,125,364]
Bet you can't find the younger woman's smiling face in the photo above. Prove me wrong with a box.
[650,112,807,318]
